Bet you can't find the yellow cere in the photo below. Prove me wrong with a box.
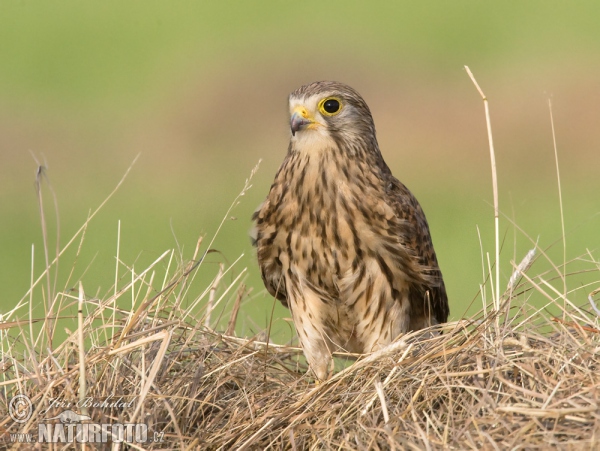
[293,105,310,119]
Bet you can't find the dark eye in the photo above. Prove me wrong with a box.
[319,97,342,116]
[323,99,340,114]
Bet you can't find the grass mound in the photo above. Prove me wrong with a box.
[1,229,599,449]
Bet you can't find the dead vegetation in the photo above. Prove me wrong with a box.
[1,203,599,449]
[2,73,600,449]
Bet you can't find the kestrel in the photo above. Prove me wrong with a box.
[252,81,448,380]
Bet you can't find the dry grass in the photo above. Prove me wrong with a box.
[1,234,599,449]
[2,171,600,450]
[2,81,600,449]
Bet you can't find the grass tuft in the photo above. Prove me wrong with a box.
[2,245,599,448]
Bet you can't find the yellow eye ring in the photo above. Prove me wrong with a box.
[318,97,343,116]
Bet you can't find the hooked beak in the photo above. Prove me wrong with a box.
[290,107,315,136]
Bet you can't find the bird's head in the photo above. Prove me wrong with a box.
[288,81,378,155]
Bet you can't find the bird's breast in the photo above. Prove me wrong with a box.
[263,152,381,294]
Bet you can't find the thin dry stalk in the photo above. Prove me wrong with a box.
[226,284,246,336]
[205,263,225,328]
[589,287,600,317]
[77,282,88,416]
[33,164,57,347]
[549,99,568,302]
[465,66,500,315]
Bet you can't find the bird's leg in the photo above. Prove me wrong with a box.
[295,327,332,382]
[288,288,335,381]
[310,352,335,384]
[304,343,332,382]
[327,354,335,379]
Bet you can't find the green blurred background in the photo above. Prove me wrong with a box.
[1,1,599,343]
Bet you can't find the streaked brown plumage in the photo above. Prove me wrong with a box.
[252,81,448,380]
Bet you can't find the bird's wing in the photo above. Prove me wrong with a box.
[251,200,289,307]
[385,176,449,324]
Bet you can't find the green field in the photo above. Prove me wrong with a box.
[1,1,599,343]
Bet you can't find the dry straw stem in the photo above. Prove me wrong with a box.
[549,99,568,302]
[77,281,88,417]
[465,66,501,315]
[589,287,600,317]
[2,135,600,448]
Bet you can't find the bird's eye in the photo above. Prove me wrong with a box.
[319,97,342,116]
